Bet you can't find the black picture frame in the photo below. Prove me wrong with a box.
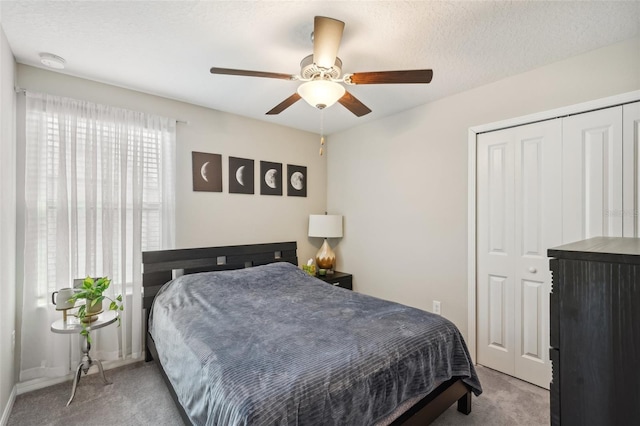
[229,157,254,194]
[192,152,222,192]
[260,161,282,196]
[287,164,307,197]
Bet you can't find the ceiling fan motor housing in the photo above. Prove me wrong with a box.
[300,54,342,80]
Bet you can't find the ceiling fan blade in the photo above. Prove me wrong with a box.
[266,93,302,115]
[210,67,294,80]
[338,91,372,117]
[348,69,433,84]
[313,16,345,69]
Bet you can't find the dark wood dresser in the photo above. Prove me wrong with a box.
[548,237,640,426]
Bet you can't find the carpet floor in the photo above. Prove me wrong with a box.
[8,362,549,425]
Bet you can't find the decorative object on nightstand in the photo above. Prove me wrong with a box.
[308,214,343,273]
[302,258,316,276]
[51,287,76,322]
[69,277,123,342]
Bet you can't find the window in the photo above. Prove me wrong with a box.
[34,114,170,295]
[20,92,175,379]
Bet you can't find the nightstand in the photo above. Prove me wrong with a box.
[316,271,352,290]
[51,310,117,405]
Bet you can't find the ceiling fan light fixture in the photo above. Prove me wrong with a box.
[297,80,345,110]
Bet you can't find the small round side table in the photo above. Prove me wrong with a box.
[50,310,118,406]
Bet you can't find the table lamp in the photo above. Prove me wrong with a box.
[308,214,343,272]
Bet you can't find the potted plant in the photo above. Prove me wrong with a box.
[68,276,123,342]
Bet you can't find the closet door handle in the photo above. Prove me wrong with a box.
[529,267,537,273]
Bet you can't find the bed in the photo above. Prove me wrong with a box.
[142,241,481,425]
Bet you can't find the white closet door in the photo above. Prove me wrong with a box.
[562,107,623,242]
[477,119,561,389]
[513,120,561,388]
[623,102,640,237]
[477,131,516,375]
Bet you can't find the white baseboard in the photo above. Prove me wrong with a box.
[16,357,141,395]
[0,385,17,426]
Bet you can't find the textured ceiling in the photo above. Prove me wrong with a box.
[1,1,639,134]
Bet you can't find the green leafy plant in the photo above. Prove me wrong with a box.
[68,276,123,342]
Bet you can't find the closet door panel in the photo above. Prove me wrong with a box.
[477,133,516,374]
[488,275,509,350]
[513,119,561,389]
[562,107,623,243]
[477,118,561,387]
[521,279,543,356]
[623,102,640,237]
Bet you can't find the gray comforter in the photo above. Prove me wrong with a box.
[149,262,481,426]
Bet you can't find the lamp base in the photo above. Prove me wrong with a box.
[315,239,336,271]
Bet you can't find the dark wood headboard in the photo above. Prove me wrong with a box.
[142,241,298,314]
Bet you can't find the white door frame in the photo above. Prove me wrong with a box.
[467,90,640,361]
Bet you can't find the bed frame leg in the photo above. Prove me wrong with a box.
[456,390,472,415]
[145,345,153,362]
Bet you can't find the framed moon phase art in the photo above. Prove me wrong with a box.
[229,157,255,194]
[260,161,282,196]
[192,151,222,192]
[287,164,307,197]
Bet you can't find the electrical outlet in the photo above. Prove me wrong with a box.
[433,300,441,315]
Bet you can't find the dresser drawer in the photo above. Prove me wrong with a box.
[550,348,560,426]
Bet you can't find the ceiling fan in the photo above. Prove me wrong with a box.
[210,16,433,117]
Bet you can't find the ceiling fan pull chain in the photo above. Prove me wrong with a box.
[319,110,325,156]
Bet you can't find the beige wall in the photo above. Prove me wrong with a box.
[0,22,17,422]
[327,37,640,339]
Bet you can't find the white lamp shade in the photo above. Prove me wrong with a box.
[297,80,346,109]
[308,215,343,238]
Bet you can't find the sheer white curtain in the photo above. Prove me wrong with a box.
[20,92,175,381]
